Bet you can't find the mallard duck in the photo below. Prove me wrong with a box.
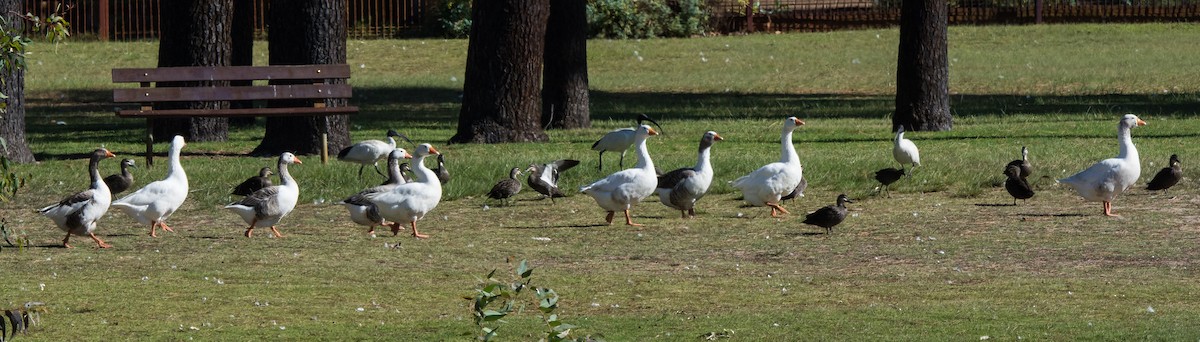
[486,167,523,206]
[39,148,116,248]
[337,129,410,179]
[225,152,302,237]
[802,194,853,234]
[339,148,411,235]
[367,144,443,238]
[231,167,273,197]
[874,167,905,196]
[1145,154,1181,195]
[111,135,189,238]
[1058,114,1146,216]
[103,158,136,195]
[590,114,664,170]
[655,131,722,218]
[581,125,660,226]
[526,159,580,203]
[732,117,805,217]
[1004,164,1034,205]
[1006,146,1032,179]
[893,126,920,172]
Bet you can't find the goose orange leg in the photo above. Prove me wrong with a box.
[160,221,175,233]
[604,211,615,225]
[90,233,113,248]
[624,210,642,227]
[767,202,790,217]
[270,226,284,238]
[410,222,429,239]
[1103,201,1119,217]
[62,232,74,248]
[244,219,257,238]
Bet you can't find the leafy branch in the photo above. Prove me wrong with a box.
[0,3,72,115]
[468,259,602,342]
[0,302,46,341]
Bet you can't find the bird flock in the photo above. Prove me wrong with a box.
[37,114,1181,248]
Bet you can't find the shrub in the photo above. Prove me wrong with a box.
[586,0,710,39]
[429,0,472,38]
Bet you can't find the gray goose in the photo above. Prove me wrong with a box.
[39,148,117,248]
[434,154,450,185]
[103,158,136,195]
[1146,154,1181,194]
[526,159,580,203]
[486,167,523,206]
[1003,164,1034,205]
[339,148,411,235]
[1005,146,1032,179]
[874,167,905,196]
[224,152,302,238]
[802,194,853,234]
[655,131,722,218]
[231,167,273,196]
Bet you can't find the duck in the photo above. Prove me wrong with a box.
[486,167,523,206]
[780,176,807,203]
[1003,164,1035,205]
[732,117,805,217]
[590,114,664,170]
[111,135,189,238]
[103,158,136,195]
[398,162,413,184]
[39,148,117,248]
[874,167,905,196]
[1006,146,1032,179]
[1058,114,1147,217]
[580,125,660,226]
[893,126,920,172]
[802,194,853,235]
[337,129,410,179]
[366,143,443,238]
[225,152,303,237]
[338,148,411,235]
[434,154,450,185]
[1146,154,1181,195]
[655,131,723,219]
[231,167,273,197]
[526,159,580,203]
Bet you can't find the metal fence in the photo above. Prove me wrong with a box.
[21,0,1200,40]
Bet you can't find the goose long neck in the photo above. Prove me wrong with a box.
[780,129,798,164]
[121,163,132,177]
[695,142,713,174]
[1117,124,1138,162]
[277,158,294,186]
[88,155,104,188]
[166,144,186,182]
[632,136,654,170]
[412,154,437,183]
[384,156,403,185]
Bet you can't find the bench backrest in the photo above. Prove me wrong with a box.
[113,64,352,104]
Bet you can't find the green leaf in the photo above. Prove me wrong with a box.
[554,323,577,332]
[481,310,507,321]
[517,260,532,278]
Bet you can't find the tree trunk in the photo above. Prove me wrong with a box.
[229,0,255,126]
[152,0,232,142]
[450,0,550,143]
[0,0,30,162]
[541,0,590,130]
[894,0,952,132]
[252,0,351,156]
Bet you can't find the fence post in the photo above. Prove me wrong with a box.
[99,0,109,41]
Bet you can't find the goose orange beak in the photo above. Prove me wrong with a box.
[793,118,805,126]
[713,133,725,141]
[293,156,303,164]
[428,146,441,155]
[647,127,659,136]
[404,152,413,159]
[1136,119,1147,126]
[104,150,116,158]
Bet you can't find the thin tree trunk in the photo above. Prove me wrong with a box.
[894,0,952,132]
[0,0,30,162]
[450,0,550,143]
[542,0,590,130]
[252,0,351,156]
[152,0,232,142]
[229,0,255,126]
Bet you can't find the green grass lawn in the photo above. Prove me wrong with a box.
[2,23,1199,340]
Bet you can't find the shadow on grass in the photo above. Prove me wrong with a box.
[1018,213,1088,217]
[505,223,611,229]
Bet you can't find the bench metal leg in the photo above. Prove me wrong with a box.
[145,119,154,167]
[321,133,329,164]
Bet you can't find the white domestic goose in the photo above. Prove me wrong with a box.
[732,117,805,217]
[590,114,664,170]
[366,143,442,238]
[580,124,660,226]
[225,152,302,237]
[655,131,723,219]
[111,135,189,238]
[339,148,411,235]
[39,148,116,248]
[893,126,920,172]
[1058,114,1147,216]
[337,129,410,178]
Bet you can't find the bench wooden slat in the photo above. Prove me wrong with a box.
[116,106,359,118]
[113,84,352,103]
[112,64,352,83]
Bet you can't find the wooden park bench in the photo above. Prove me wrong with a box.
[112,64,358,165]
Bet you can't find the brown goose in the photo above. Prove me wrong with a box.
[1004,164,1035,205]
[526,159,580,203]
[874,167,905,196]
[39,148,117,248]
[486,167,523,206]
[103,158,136,195]
[434,154,450,185]
[1005,146,1032,179]
[802,194,853,234]
[231,167,273,196]
[1145,154,1181,195]
[339,148,411,235]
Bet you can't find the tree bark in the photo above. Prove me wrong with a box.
[229,0,255,126]
[450,0,550,143]
[153,0,232,142]
[541,0,590,130]
[0,0,30,162]
[252,0,351,156]
[894,0,952,132]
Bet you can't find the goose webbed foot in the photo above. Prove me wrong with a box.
[270,226,284,238]
[624,210,643,227]
[410,222,429,239]
[90,233,113,248]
